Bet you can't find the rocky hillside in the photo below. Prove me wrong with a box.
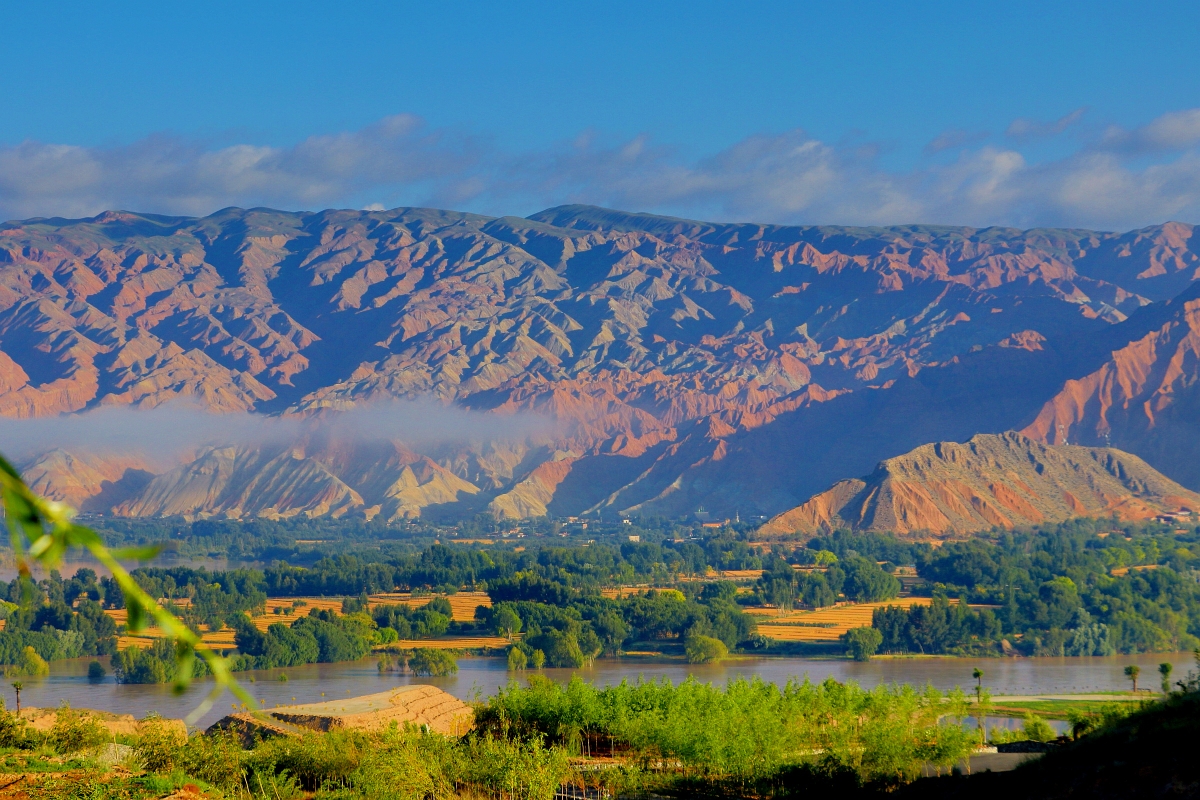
[759,432,1200,538]
[1,206,1197,521]
[1022,281,1200,489]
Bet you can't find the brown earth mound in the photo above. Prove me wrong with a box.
[207,685,473,741]
[760,432,1200,538]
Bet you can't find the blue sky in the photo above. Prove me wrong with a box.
[3,1,1200,229]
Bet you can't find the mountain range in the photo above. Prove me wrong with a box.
[1,205,1198,530]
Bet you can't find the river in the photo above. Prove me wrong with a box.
[9,650,1190,732]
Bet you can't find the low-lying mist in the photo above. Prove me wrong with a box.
[0,399,559,465]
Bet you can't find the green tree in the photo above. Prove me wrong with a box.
[492,606,522,640]
[684,634,728,664]
[1124,664,1141,692]
[408,649,458,677]
[1159,662,1173,693]
[842,627,883,661]
[507,646,528,671]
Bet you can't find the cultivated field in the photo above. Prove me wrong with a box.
[750,598,940,642]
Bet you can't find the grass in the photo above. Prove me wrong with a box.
[987,697,1150,720]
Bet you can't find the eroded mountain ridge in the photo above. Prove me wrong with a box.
[1,205,1198,526]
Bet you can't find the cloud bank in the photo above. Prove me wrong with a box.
[3,109,1200,230]
[0,400,555,463]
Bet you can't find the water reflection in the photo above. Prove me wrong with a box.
[11,651,1186,732]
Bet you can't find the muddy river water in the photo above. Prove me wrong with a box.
[11,650,1190,732]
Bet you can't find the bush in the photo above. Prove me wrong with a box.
[842,627,883,661]
[245,730,364,790]
[685,635,728,664]
[49,702,109,754]
[1022,712,1057,742]
[0,699,40,749]
[176,730,246,793]
[134,714,187,773]
[409,649,458,677]
[87,659,106,680]
[531,649,546,669]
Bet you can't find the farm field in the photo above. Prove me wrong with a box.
[751,598,940,642]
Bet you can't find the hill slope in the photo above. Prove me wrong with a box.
[759,432,1200,538]
[1023,281,1200,489]
[1,206,1198,520]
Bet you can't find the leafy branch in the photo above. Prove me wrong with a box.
[0,454,254,724]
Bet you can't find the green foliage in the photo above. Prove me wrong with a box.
[229,607,372,673]
[113,639,210,684]
[408,649,458,677]
[508,645,528,671]
[873,595,1001,655]
[477,675,975,784]
[0,698,40,749]
[48,702,108,754]
[841,556,901,602]
[86,659,106,680]
[13,645,49,677]
[133,714,188,773]
[492,605,523,638]
[1022,712,1057,742]
[685,634,728,664]
[911,520,1200,654]
[459,733,570,800]
[842,626,883,661]
[1160,661,1173,693]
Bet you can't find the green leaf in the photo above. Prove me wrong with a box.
[111,544,166,561]
[126,596,149,632]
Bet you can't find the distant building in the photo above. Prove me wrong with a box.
[627,535,640,542]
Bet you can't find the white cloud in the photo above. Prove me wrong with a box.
[2,109,1200,230]
[1005,107,1088,141]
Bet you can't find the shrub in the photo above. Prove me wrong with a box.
[0,699,40,749]
[685,635,728,664]
[87,660,106,680]
[337,728,459,799]
[49,702,109,754]
[842,627,883,662]
[460,734,568,800]
[176,730,245,793]
[245,730,364,790]
[134,714,187,773]
[409,649,458,677]
[530,649,546,669]
[1022,712,1057,742]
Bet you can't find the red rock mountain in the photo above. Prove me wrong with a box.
[759,432,1199,538]
[0,206,1197,521]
